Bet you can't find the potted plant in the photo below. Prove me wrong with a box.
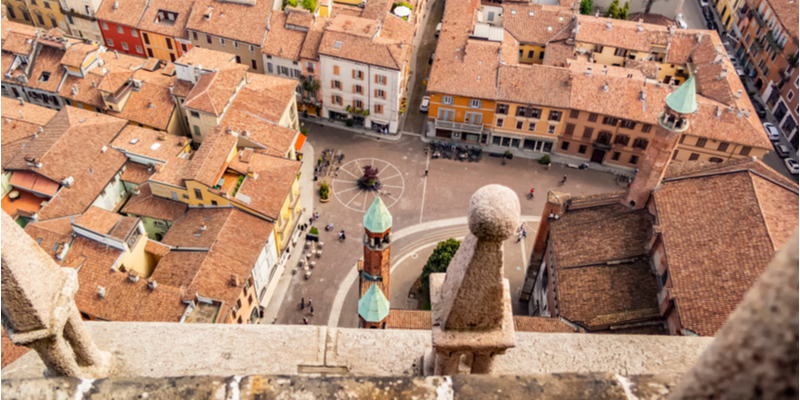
[319,182,330,203]
[504,150,513,160]
[306,226,319,242]
[539,154,551,164]
[346,119,354,127]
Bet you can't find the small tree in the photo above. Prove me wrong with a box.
[420,239,461,295]
[619,1,629,20]
[359,165,380,189]
[579,0,593,15]
[300,0,317,12]
[604,0,619,18]
[319,182,330,199]
[282,0,297,9]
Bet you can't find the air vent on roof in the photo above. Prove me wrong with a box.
[61,176,74,187]
[147,278,157,290]
[511,9,516,14]
[602,82,609,92]
[128,270,140,282]
[129,138,139,144]
[334,41,342,49]
[79,118,86,123]
[98,286,107,298]
[101,145,107,153]
[547,26,552,31]
[113,1,119,10]
[529,11,534,16]
[606,18,612,30]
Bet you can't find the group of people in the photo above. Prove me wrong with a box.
[516,224,527,243]
[300,297,314,325]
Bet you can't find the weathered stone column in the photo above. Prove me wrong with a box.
[429,185,517,375]
[668,229,798,399]
[1,212,113,378]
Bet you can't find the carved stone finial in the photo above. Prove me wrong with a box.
[1,212,113,378]
[467,185,518,241]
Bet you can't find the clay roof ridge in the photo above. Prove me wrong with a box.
[554,255,650,271]
[746,172,779,252]
[663,166,800,194]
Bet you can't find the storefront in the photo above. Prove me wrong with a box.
[490,132,553,153]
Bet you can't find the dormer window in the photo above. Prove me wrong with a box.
[155,10,178,26]
[39,71,50,82]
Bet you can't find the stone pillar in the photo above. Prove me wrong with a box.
[433,350,460,375]
[1,212,113,378]
[429,185,517,376]
[667,229,798,400]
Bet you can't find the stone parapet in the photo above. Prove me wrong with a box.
[1,373,685,399]
[1,322,713,380]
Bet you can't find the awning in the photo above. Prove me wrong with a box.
[8,171,59,197]
[294,133,307,152]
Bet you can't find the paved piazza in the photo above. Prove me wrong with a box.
[273,123,622,328]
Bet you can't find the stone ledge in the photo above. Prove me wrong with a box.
[0,373,684,400]
[1,322,713,380]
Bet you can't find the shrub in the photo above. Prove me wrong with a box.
[309,226,319,235]
[301,127,309,135]
[319,182,330,199]
[504,150,513,159]
[539,155,551,164]
[345,119,354,127]
[420,238,461,294]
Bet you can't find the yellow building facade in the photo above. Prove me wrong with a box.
[3,0,33,25]
[714,0,741,31]
[491,102,566,152]
[427,93,496,143]
[518,44,545,65]
[141,30,186,63]
[673,133,768,163]
[27,0,67,31]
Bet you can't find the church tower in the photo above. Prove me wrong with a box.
[357,196,393,329]
[626,77,697,209]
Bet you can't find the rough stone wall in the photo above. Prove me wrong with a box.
[1,323,713,380]
[1,373,684,399]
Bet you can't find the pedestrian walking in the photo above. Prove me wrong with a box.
[522,229,527,238]
[303,318,308,325]
[315,212,319,220]
[307,298,312,308]
[310,305,315,316]
[425,169,428,177]
[309,217,313,226]
[516,232,522,243]
[342,230,346,240]
[301,298,305,310]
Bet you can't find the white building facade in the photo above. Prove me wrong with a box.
[319,54,403,134]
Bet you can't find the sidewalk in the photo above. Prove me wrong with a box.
[259,141,317,324]
[301,116,405,142]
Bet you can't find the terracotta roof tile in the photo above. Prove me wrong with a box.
[69,237,188,322]
[174,47,235,70]
[286,8,313,28]
[556,258,661,328]
[4,107,127,183]
[121,162,155,184]
[186,0,272,45]
[95,0,149,28]
[111,125,189,163]
[497,64,571,109]
[387,309,431,330]
[226,152,301,218]
[299,18,327,60]
[1,328,31,368]
[37,148,128,220]
[502,3,573,45]
[137,0,196,39]
[513,316,584,333]
[551,204,652,267]
[1,21,39,55]
[318,15,411,70]
[58,51,145,109]
[654,168,799,336]
[60,43,98,68]
[106,79,178,130]
[74,206,125,234]
[222,109,298,157]
[145,239,172,257]
[628,13,678,27]
[185,127,238,187]
[150,156,192,186]
[150,250,207,287]
[261,11,307,60]
[24,217,74,262]
[1,96,58,126]
[234,73,297,122]
[25,45,66,93]
[184,63,247,116]
[575,15,655,52]
[542,40,575,67]
[121,182,188,221]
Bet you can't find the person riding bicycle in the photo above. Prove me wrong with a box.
[529,188,535,199]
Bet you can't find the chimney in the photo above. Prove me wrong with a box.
[585,66,592,76]
[147,278,158,290]
[696,32,703,43]
[113,0,119,9]
[602,82,609,92]
[35,127,42,138]
[737,108,743,117]
[133,186,141,195]
[18,110,24,119]
[606,17,612,30]
[745,110,751,118]
[200,222,207,231]
[734,89,742,99]
[157,133,167,140]
[56,243,70,261]
[713,54,723,64]
[18,98,24,106]
[61,176,74,187]
[718,69,728,80]
[71,84,78,95]
[637,19,643,33]
[716,106,722,118]
[114,50,119,59]
[669,26,676,36]
[640,89,646,101]
[595,10,599,17]
[101,145,107,153]
[230,274,240,287]
[91,80,96,88]
[602,65,608,75]
[98,286,107,298]
[147,164,154,173]
[128,270,140,282]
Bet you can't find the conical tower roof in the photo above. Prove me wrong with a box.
[358,283,390,322]
[363,196,392,233]
[665,76,698,115]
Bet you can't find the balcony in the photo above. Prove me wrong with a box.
[766,30,784,54]
[752,10,765,27]
[434,119,484,134]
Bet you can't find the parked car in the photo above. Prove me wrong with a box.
[420,96,430,113]
[763,122,780,141]
[699,0,709,7]
[751,99,767,118]
[706,20,718,31]
[702,6,713,21]
[774,143,791,158]
[736,68,746,77]
[429,52,435,65]
[435,22,442,37]
[676,14,688,29]
[784,158,799,175]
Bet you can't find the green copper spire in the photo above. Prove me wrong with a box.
[665,76,698,114]
[358,283,390,322]
[363,196,392,233]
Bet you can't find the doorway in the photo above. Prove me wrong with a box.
[591,149,606,163]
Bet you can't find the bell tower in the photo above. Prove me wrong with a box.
[357,196,393,329]
[626,77,697,209]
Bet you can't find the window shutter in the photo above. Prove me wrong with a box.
[383,91,386,99]
[334,65,339,75]
[331,95,335,104]
[375,75,378,83]
[353,85,356,93]
[352,70,355,79]
[331,80,335,88]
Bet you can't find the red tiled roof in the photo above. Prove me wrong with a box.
[513,316,584,333]
[387,309,431,330]
[185,127,238,187]
[227,152,301,219]
[121,182,188,221]
[184,63,247,116]
[24,217,74,263]
[1,328,31,369]
[121,162,155,184]
[186,0,272,45]
[95,0,149,28]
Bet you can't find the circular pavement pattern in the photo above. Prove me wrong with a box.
[331,158,405,212]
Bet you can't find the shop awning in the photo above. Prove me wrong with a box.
[294,134,307,152]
